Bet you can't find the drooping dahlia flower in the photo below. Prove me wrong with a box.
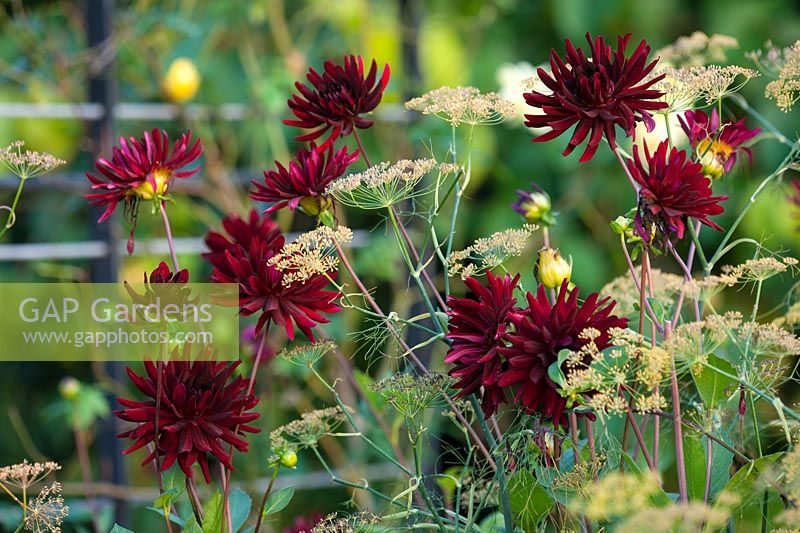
[524,33,667,163]
[445,272,520,417]
[499,281,627,426]
[124,261,192,307]
[251,143,359,215]
[203,209,340,340]
[85,129,203,254]
[115,358,259,482]
[628,140,728,241]
[285,55,390,150]
[678,108,761,179]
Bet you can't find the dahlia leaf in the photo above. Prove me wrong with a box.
[262,485,295,518]
[721,453,783,511]
[684,436,733,501]
[110,525,135,533]
[692,354,736,409]
[229,488,252,532]
[508,470,553,531]
[547,349,572,388]
[201,491,224,533]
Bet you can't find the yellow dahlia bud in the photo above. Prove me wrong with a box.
[538,247,572,289]
[610,215,631,235]
[280,449,298,469]
[58,376,81,400]
[163,58,201,103]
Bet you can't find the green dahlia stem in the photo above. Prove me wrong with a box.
[0,177,25,239]
[254,465,279,533]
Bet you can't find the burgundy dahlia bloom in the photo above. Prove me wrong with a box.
[445,272,520,417]
[85,128,203,254]
[251,143,359,214]
[524,33,667,163]
[124,261,192,307]
[628,140,728,242]
[203,209,340,340]
[285,55,390,150]
[499,281,627,426]
[678,108,761,179]
[115,358,260,482]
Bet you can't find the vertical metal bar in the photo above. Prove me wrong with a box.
[86,0,127,526]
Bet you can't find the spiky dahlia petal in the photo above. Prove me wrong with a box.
[285,55,390,150]
[627,140,728,242]
[678,108,761,174]
[115,358,259,483]
[524,33,667,163]
[203,209,340,340]
[445,272,520,417]
[251,143,359,213]
[498,280,627,426]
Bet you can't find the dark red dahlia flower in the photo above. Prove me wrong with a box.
[124,261,192,308]
[678,108,761,179]
[85,129,203,253]
[445,272,520,417]
[498,281,627,426]
[251,143,359,214]
[283,512,324,533]
[203,209,340,340]
[144,261,189,284]
[628,140,728,242]
[285,55,390,150]
[524,33,667,163]
[115,358,260,482]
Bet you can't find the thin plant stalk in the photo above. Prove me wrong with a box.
[254,465,279,533]
[73,424,101,533]
[667,321,689,503]
[334,241,497,470]
[0,178,25,239]
[159,200,181,272]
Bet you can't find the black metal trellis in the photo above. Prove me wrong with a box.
[0,0,417,521]
[86,0,128,526]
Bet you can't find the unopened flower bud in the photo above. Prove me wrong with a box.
[610,215,631,235]
[280,449,298,469]
[512,186,555,226]
[59,376,81,400]
[538,247,572,289]
[163,58,201,103]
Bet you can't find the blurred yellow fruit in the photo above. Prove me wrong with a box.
[163,58,201,103]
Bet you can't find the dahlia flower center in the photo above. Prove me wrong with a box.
[697,139,733,179]
[133,168,171,200]
[299,195,332,216]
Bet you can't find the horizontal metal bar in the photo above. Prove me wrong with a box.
[59,462,401,503]
[0,231,370,262]
[0,101,411,122]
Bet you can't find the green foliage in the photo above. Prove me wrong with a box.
[508,470,553,531]
[692,354,737,409]
[262,486,295,519]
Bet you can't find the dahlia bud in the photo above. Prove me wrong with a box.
[610,215,632,235]
[59,376,81,400]
[163,57,201,103]
[538,248,572,289]
[512,187,555,226]
[280,449,298,469]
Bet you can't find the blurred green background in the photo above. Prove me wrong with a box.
[1,0,800,530]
